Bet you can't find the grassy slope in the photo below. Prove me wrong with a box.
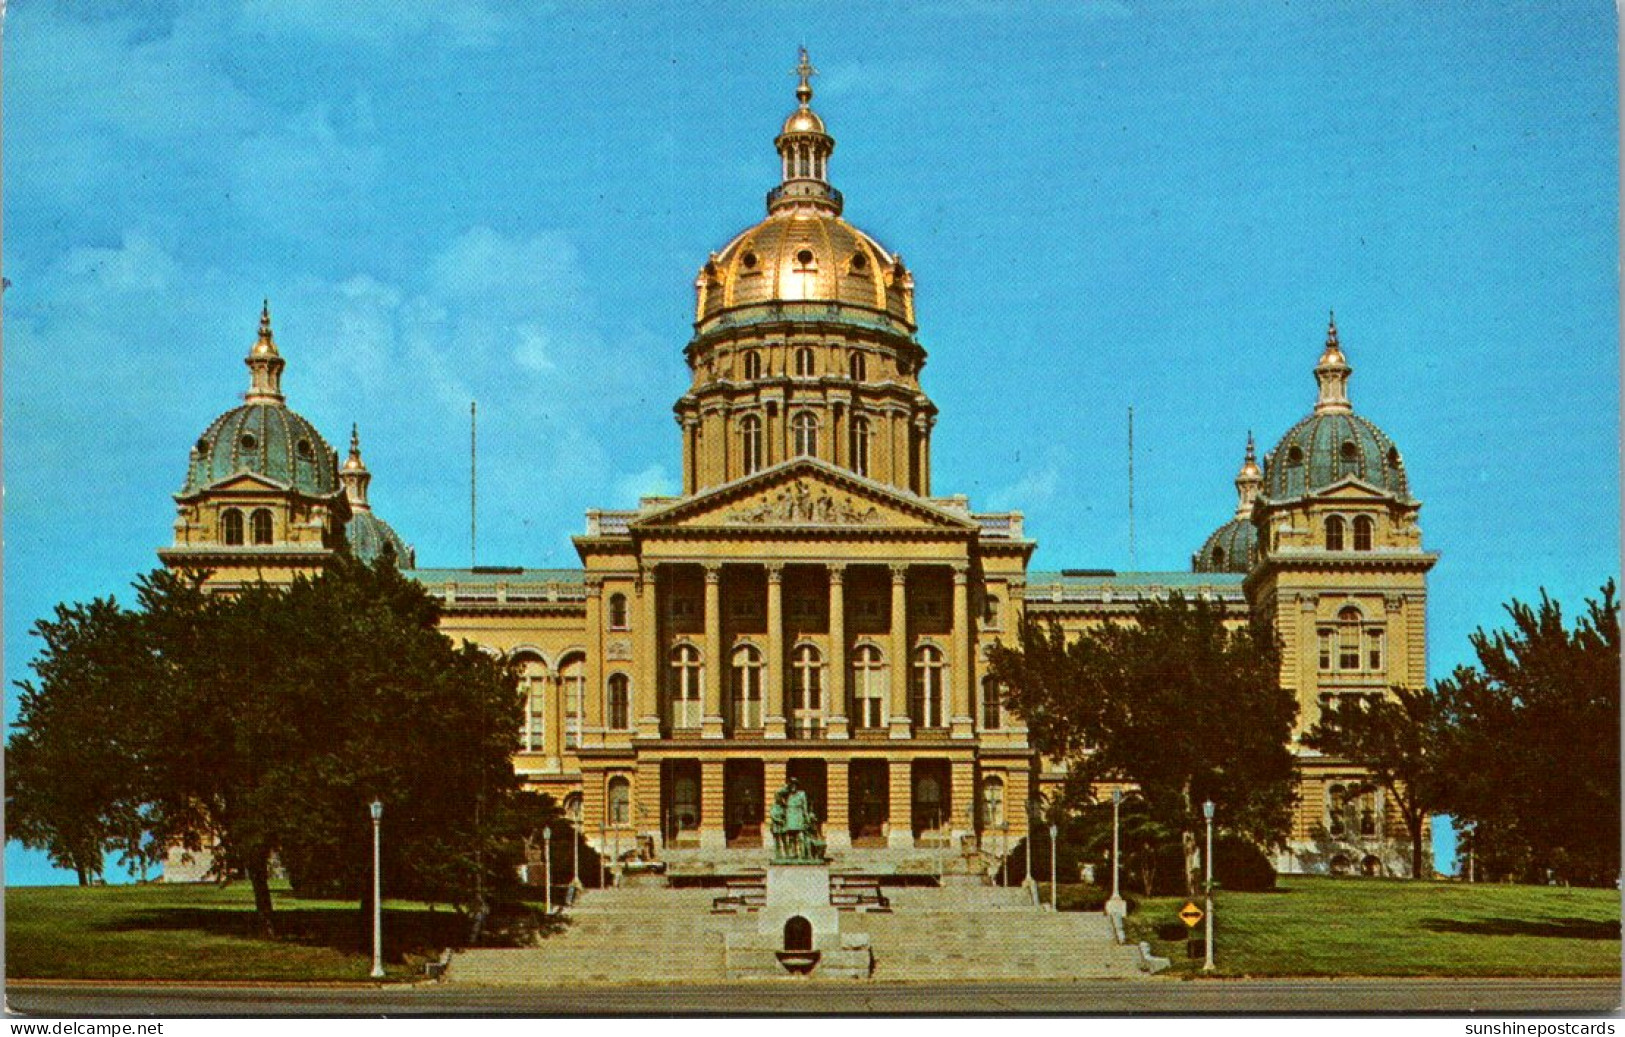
[6,882,485,982]
[1122,876,1622,977]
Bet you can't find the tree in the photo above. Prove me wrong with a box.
[1430,581,1619,886]
[987,593,1297,895]
[1303,687,1441,879]
[8,555,528,938]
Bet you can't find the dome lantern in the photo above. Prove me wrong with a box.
[1233,431,1263,520]
[769,47,841,217]
[244,300,287,405]
[340,424,372,511]
[1313,310,1352,415]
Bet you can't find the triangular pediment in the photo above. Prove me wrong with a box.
[1308,477,1401,502]
[632,459,978,533]
[180,471,293,496]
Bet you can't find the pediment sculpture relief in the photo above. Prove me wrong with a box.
[727,483,882,526]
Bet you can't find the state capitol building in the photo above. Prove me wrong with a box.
[159,55,1437,878]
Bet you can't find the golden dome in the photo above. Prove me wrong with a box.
[781,107,826,135]
[696,210,914,327]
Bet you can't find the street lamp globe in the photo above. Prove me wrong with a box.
[370,800,383,821]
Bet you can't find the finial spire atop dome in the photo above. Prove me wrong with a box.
[770,48,841,216]
[244,299,287,404]
[339,423,372,510]
[1313,309,1353,414]
[1234,430,1264,519]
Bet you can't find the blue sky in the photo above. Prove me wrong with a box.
[4,2,1616,884]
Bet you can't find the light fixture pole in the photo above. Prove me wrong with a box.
[369,800,384,980]
[1000,819,1010,887]
[1106,788,1126,918]
[543,826,553,915]
[1202,799,1215,973]
[571,808,582,892]
[1048,822,1059,911]
[1025,799,1037,887]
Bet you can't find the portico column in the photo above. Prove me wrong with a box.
[825,758,852,851]
[765,563,788,738]
[950,563,974,739]
[701,563,725,739]
[826,564,849,739]
[635,563,662,738]
[888,563,912,739]
[584,575,605,748]
[699,759,726,851]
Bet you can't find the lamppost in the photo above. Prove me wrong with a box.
[1202,799,1215,973]
[1048,822,1058,912]
[543,826,553,915]
[599,820,607,889]
[1106,788,1127,918]
[1000,819,1010,887]
[1025,799,1038,888]
[570,804,582,893]
[369,800,384,980]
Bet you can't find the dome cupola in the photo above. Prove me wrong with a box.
[1193,433,1262,573]
[770,47,840,217]
[1261,314,1410,503]
[341,424,414,566]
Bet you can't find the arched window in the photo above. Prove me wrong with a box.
[1329,853,1351,876]
[982,775,1006,830]
[1352,515,1374,551]
[791,412,818,457]
[1327,784,1347,837]
[794,347,816,378]
[731,645,763,730]
[1212,547,1226,568]
[608,776,631,826]
[559,654,584,748]
[981,676,1002,730]
[1338,606,1363,670]
[250,508,273,545]
[608,593,629,630]
[982,594,1002,629]
[222,509,245,546]
[1325,516,1346,551]
[740,414,763,475]
[849,416,871,477]
[851,644,886,730]
[1361,854,1381,876]
[607,673,631,730]
[849,351,866,381]
[791,644,823,737]
[669,644,703,728]
[911,645,946,729]
[564,792,583,824]
[516,655,548,752]
[743,350,762,380]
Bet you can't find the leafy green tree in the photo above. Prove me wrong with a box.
[1303,687,1442,880]
[988,593,1297,895]
[1431,581,1619,886]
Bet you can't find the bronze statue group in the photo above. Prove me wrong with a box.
[769,777,827,863]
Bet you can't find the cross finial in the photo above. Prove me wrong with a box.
[259,299,273,341]
[1245,430,1256,463]
[793,46,817,106]
[1326,308,1339,347]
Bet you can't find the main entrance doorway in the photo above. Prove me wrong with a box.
[724,759,764,847]
[662,759,701,847]
[911,760,951,845]
[849,760,889,848]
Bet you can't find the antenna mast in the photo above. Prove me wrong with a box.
[1127,405,1136,570]
[470,400,478,568]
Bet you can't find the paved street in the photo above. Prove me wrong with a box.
[8,978,1620,1016]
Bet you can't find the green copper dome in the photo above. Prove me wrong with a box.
[346,509,414,567]
[183,403,341,497]
[1193,517,1257,573]
[1262,411,1409,502]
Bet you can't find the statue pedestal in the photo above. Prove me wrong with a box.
[758,863,839,945]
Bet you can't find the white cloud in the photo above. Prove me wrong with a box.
[614,464,677,504]
[236,0,518,50]
[231,104,385,238]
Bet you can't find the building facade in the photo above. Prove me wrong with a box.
[163,54,1434,877]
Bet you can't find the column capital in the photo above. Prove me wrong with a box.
[765,561,785,583]
[639,561,659,583]
[889,562,910,584]
[951,562,970,585]
[827,562,847,584]
[703,561,723,584]
[583,574,605,596]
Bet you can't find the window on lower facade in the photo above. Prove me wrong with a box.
[981,676,1002,730]
[608,777,631,825]
[982,776,1005,830]
[607,673,631,730]
[851,645,886,729]
[669,645,703,728]
[731,645,763,729]
[791,644,823,737]
[518,658,547,752]
[910,645,945,728]
[559,656,584,748]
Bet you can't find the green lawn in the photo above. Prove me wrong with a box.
[1116,875,1621,977]
[6,881,549,983]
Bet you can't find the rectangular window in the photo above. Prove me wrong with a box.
[1367,630,1384,672]
[1339,628,1361,671]
[1318,630,1333,671]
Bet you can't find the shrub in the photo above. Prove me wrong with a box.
[1215,833,1277,892]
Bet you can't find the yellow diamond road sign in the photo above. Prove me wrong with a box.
[1179,901,1204,928]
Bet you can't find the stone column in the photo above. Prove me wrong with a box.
[701,563,725,738]
[950,758,976,847]
[764,563,788,739]
[916,415,934,496]
[826,564,849,739]
[888,563,912,739]
[584,575,605,748]
[635,562,662,738]
[950,563,974,739]
[681,415,699,495]
[887,756,914,849]
[700,759,726,851]
[825,758,851,851]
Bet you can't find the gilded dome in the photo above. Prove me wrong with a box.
[698,212,913,325]
[346,509,414,567]
[1193,517,1257,573]
[781,107,826,135]
[183,402,340,498]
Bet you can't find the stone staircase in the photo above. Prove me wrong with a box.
[446,883,1146,986]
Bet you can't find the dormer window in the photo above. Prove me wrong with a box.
[794,347,816,377]
[296,439,314,460]
[1325,515,1346,551]
[222,508,245,546]
[794,248,816,269]
[240,433,258,451]
[849,252,868,273]
[250,508,273,545]
[849,351,866,381]
[743,350,762,380]
[741,251,759,271]
[1353,515,1374,551]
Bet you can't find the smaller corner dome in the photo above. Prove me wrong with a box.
[346,509,414,567]
[1263,411,1410,502]
[184,403,340,497]
[1193,517,1257,574]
